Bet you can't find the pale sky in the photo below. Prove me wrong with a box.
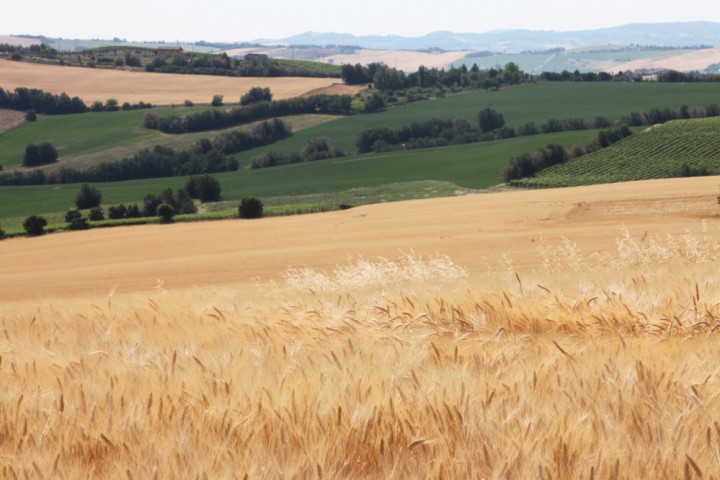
[1,0,717,42]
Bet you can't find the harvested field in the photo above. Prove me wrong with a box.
[615,47,720,72]
[317,49,471,72]
[0,108,25,133]
[4,176,720,477]
[0,59,337,105]
[2,175,719,302]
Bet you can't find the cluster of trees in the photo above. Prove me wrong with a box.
[23,143,58,167]
[144,53,340,78]
[53,146,238,184]
[0,119,290,187]
[0,86,151,115]
[539,69,720,83]
[197,118,292,155]
[342,62,527,91]
[0,43,57,60]
[356,118,484,153]
[249,137,346,169]
[501,125,633,182]
[241,87,272,105]
[0,87,86,114]
[144,94,352,134]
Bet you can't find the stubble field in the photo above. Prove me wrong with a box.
[0,59,338,105]
[3,176,720,477]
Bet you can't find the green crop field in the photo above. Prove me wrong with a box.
[514,117,720,188]
[2,80,720,234]
[0,130,596,232]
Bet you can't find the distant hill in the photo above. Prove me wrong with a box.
[257,22,720,53]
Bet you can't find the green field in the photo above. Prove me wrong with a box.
[0,130,597,232]
[514,117,720,188]
[2,81,720,234]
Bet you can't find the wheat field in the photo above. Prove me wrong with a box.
[3,177,720,478]
[0,59,337,105]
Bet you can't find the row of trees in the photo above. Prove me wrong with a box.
[342,62,528,91]
[501,124,634,182]
[144,94,353,134]
[248,137,346,169]
[355,100,720,155]
[2,119,291,187]
[0,86,152,115]
[144,53,341,78]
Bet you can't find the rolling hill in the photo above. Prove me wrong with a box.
[515,117,720,188]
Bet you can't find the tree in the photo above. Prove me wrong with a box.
[65,209,82,223]
[75,184,102,209]
[108,204,128,219]
[157,202,175,222]
[241,87,272,105]
[89,207,104,221]
[23,215,47,236]
[25,109,37,121]
[238,197,263,219]
[0,225,5,240]
[185,175,221,202]
[68,217,90,230]
[211,95,223,107]
[477,107,505,133]
[23,142,58,167]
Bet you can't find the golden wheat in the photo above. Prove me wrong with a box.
[3,237,720,478]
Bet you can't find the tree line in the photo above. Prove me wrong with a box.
[0,86,152,115]
[144,94,352,134]
[0,119,291,186]
[145,53,341,78]
[342,62,528,91]
[501,124,634,183]
[248,137,346,169]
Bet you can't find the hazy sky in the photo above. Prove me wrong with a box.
[2,0,717,42]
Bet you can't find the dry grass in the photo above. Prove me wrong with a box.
[0,59,337,105]
[4,239,720,478]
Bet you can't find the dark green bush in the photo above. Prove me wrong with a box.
[23,215,47,236]
[238,198,263,219]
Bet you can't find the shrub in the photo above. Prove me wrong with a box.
[184,99,194,107]
[25,109,37,121]
[23,215,47,236]
[211,94,223,107]
[65,209,82,223]
[108,204,128,219]
[89,207,104,221]
[157,203,175,222]
[477,107,505,133]
[126,204,141,218]
[68,217,90,230]
[75,184,102,209]
[0,225,5,240]
[238,197,263,219]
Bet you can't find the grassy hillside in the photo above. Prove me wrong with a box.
[2,81,719,233]
[514,117,720,188]
[3,81,718,170]
[0,130,596,232]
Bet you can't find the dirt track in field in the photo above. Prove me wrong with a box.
[2,176,719,302]
[0,59,337,104]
